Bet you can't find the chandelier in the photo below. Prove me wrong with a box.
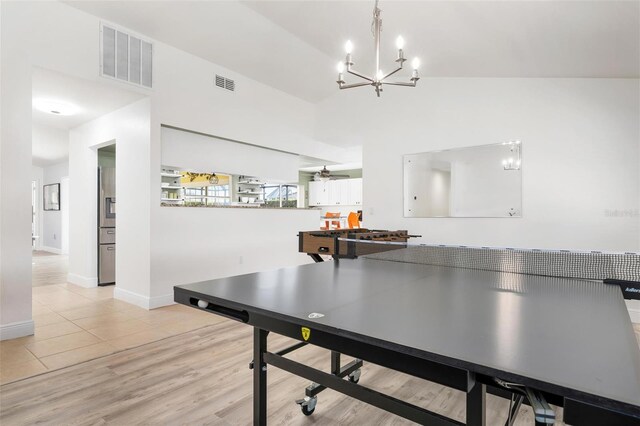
[336,0,420,97]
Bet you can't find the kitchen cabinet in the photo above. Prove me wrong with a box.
[349,178,363,206]
[309,181,329,206]
[309,178,362,207]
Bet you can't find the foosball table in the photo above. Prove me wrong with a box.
[298,229,419,262]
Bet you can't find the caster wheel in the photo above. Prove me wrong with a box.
[296,396,317,416]
[348,369,361,384]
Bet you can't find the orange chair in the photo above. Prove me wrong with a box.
[320,212,342,230]
[347,212,360,229]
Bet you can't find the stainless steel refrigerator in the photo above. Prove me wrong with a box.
[98,167,116,285]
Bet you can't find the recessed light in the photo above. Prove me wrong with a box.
[33,99,79,116]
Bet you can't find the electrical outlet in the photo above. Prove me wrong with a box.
[239,256,244,265]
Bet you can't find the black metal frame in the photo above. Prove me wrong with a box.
[175,289,640,426]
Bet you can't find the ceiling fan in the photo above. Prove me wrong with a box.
[314,166,350,182]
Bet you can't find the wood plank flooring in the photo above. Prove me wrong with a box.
[1,318,567,426]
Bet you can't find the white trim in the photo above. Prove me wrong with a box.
[113,287,175,310]
[67,273,98,288]
[40,246,63,255]
[149,293,175,309]
[0,320,35,341]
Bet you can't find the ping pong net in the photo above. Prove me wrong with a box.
[337,237,640,292]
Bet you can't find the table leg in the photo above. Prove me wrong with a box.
[467,381,486,426]
[331,351,341,375]
[254,328,268,425]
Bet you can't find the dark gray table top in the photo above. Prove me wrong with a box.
[175,258,640,413]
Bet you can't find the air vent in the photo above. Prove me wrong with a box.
[101,23,153,89]
[215,74,235,92]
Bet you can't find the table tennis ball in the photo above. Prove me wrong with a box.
[197,300,209,308]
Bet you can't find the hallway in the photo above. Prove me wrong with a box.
[32,251,68,287]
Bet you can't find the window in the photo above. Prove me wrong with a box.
[263,184,298,208]
[206,184,230,205]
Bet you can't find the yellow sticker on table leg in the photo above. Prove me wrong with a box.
[301,327,311,341]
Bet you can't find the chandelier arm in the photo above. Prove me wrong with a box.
[382,81,417,87]
[340,82,374,90]
[347,68,374,82]
[382,66,403,81]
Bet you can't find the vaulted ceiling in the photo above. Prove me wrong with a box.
[65,1,640,103]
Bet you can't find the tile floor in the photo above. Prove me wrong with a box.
[0,283,225,384]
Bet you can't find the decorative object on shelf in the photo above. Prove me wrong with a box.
[502,140,522,171]
[43,183,60,211]
[336,0,420,97]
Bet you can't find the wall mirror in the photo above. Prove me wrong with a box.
[43,183,61,211]
[404,142,522,218]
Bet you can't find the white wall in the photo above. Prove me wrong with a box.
[41,161,68,251]
[316,78,640,252]
[0,1,326,312]
[68,99,151,300]
[1,1,34,339]
[161,127,299,183]
[32,123,69,167]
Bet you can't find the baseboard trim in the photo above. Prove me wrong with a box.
[67,273,98,288]
[113,288,175,310]
[149,293,175,310]
[40,246,63,255]
[0,320,35,341]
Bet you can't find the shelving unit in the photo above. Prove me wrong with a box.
[161,166,184,204]
[236,175,264,205]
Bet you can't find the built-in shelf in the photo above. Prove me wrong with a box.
[161,172,182,178]
[161,167,184,205]
[237,175,265,205]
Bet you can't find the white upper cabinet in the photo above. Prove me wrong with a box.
[309,178,362,206]
[348,178,363,205]
[309,181,329,206]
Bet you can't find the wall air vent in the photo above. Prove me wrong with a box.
[215,74,235,92]
[100,23,153,89]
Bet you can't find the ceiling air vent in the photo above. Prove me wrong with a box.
[215,74,235,92]
[100,23,153,89]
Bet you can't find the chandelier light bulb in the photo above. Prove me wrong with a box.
[412,57,420,70]
[502,160,508,166]
[345,40,354,54]
[376,70,384,81]
[337,62,345,73]
[396,35,405,50]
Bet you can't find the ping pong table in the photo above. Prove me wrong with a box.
[174,243,640,425]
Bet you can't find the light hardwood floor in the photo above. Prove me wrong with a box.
[1,252,638,424]
[1,279,226,384]
[0,319,554,425]
[3,318,638,425]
